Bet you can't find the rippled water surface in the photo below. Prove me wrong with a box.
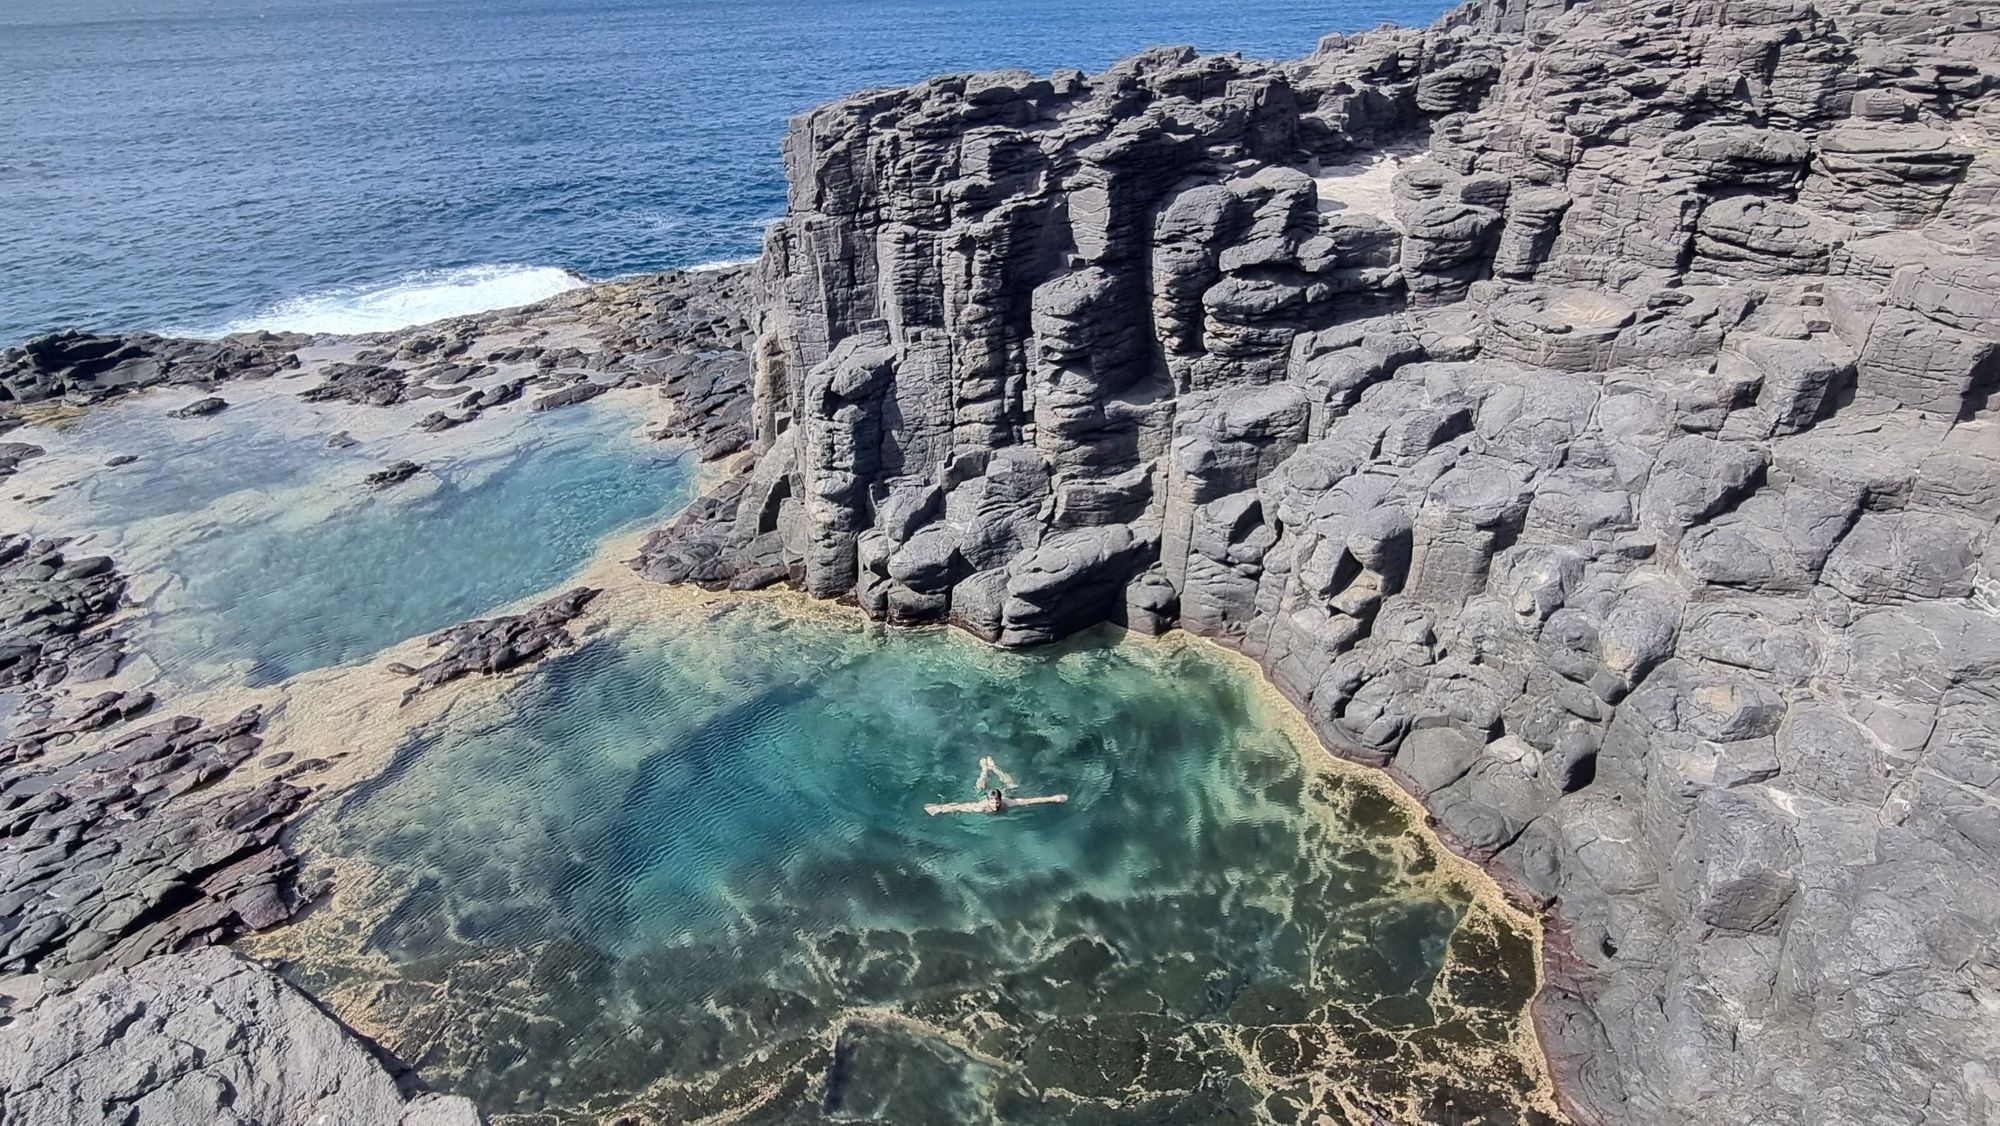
[9,393,690,686]
[270,602,1553,1124]
[0,0,1454,342]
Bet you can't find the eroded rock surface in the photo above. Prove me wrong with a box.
[0,708,306,980]
[0,269,762,1121]
[0,946,480,1126]
[639,0,2000,1122]
[391,586,601,702]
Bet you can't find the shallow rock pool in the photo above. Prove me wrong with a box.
[3,389,691,687]
[262,598,1556,1124]
[0,380,1555,1123]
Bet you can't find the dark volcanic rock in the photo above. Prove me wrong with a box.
[0,708,307,978]
[0,689,154,766]
[461,376,528,411]
[522,269,760,457]
[167,395,228,418]
[394,586,600,702]
[2,0,1991,1119]
[0,536,126,691]
[5,267,760,484]
[0,257,770,1126]
[0,329,304,406]
[363,459,423,488]
[647,351,758,460]
[700,421,752,460]
[530,379,610,411]
[0,947,482,1125]
[0,443,43,478]
[635,1,2000,1122]
[301,361,408,406]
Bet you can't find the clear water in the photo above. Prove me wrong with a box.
[272,602,1551,1124]
[11,394,691,686]
[0,0,1453,343]
[142,425,690,686]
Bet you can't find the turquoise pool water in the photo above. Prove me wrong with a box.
[12,394,691,687]
[141,423,688,685]
[275,601,1552,1124]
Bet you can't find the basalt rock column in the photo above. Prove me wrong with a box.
[640,0,2000,1122]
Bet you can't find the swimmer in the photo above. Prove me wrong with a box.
[924,755,1066,815]
[925,791,1070,816]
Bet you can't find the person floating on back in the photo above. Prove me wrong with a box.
[926,760,1067,815]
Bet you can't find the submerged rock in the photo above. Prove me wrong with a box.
[168,395,228,418]
[0,442,44,477]
[530,379,609,411]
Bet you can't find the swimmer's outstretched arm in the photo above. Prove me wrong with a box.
[925,794,1068,815]
[926,800,989,815]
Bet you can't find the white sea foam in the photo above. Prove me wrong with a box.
[215,264,589,336]
[686,257,760,272]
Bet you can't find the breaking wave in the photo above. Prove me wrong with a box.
[686,256,760,272]
[215,264,589,336]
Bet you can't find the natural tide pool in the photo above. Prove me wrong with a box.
[263,598,1558,1125]
[4,390,691,688]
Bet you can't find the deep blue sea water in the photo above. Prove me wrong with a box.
[0,0,1449,344]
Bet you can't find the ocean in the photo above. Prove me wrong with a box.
[0,0,1449,345]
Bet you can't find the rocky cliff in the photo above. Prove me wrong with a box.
[637,0,2000,1121]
